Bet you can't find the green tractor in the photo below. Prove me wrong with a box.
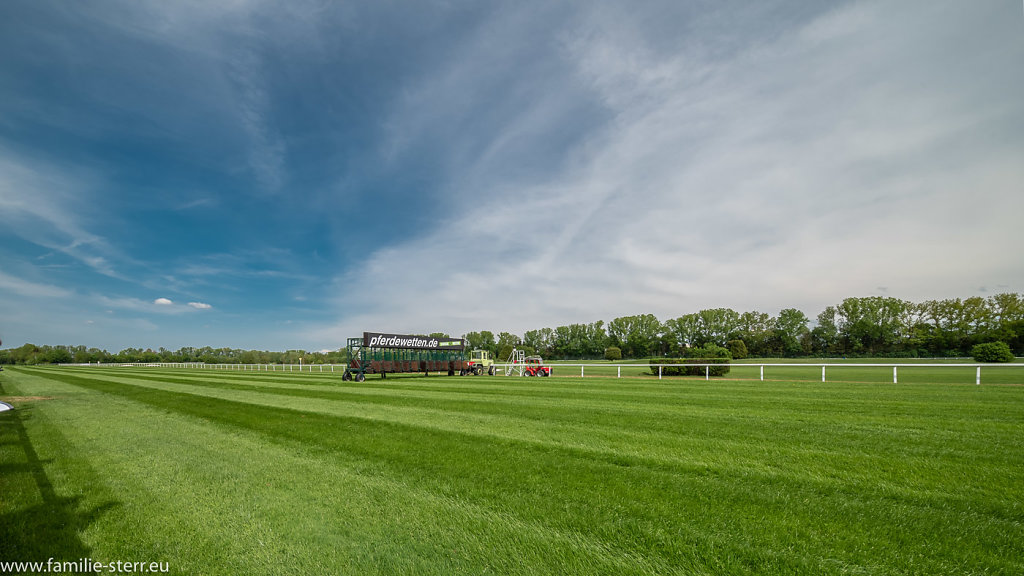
[462,349,496,376]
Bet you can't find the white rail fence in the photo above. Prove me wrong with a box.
[60,362,1023,385]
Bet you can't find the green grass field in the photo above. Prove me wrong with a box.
[2,366,1023,575]
[545,358,1024,385]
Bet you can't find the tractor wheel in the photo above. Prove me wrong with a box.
[541,370,549,377]
[488,365,495,376]
[355,373,365,382]
[460,369,466,376]
[342,370,352,381]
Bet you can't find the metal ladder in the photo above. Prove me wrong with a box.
[505,348,525,376]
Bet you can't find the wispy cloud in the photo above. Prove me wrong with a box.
[0,149,131,279]
[94,295,210,316]
[16,0,292,194]
[174,197,218,211]
[310,0,1024,345]
[0,271,75,299]
[3,0,1020,352]
[225,47,287,192]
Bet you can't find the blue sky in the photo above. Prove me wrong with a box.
[1,0,1022,352]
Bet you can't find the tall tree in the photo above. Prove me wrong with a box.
[496,332,521,351]
[465,331,497,354]
[663,314,700,352]
[735,311,775,357]
[523,328,553,357]
[834,297,908,355]
[695,308,742,347]
[774,308,810,357]
[607,314,662,358]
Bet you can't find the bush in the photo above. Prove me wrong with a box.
[650,345,731,377]
[497,345,514,363]
[971,341,1014,363]
[604,346,622,361]
[649,358,686,376]
[726,339,748,360]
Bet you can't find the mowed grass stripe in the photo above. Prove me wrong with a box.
[59,367,1024,429]
[38,369,1001,465]
[40,368,1024,507]
[53,368,1024,455]
[16,368,811,574]
[8,367,1024,574]
[49,368,1024,522]
[34,370,967,502]
[3,370,668,575]
[39,370,889,485]
[81,364,1024,401]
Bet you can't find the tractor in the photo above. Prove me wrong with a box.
[522,356,552,377]
[462,349,496,376]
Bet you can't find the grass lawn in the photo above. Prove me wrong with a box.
[543,358,1024,384]
[2,365,1023,575]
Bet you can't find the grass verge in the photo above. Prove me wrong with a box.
[2,366,1022,575]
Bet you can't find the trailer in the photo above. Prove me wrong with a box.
[343,332,468,381]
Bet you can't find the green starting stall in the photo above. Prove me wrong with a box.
[343,332,468,381]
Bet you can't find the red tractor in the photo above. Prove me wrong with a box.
[522,356,552,377]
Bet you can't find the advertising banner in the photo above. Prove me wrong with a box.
[362,332,466,351]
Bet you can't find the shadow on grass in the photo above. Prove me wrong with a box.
[0,380,119,563]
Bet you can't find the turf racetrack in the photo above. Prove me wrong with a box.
[2,366,1022,575]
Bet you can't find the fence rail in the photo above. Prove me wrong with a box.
[57,361,1024,385]
[538,362,1021,385]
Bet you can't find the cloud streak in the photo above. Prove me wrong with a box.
[2,0,1020,352]
[0,148,126,279]
[310,0,1024,345]
[0,271,74,300]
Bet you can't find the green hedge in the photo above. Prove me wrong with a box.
[650,345,731,377]
[971,341,1014,363]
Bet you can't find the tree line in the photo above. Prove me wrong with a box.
[465,293,1024,360]
[3,293,1021,365]
[0,345,349,366]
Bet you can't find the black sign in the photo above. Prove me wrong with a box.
[363,332,466,350]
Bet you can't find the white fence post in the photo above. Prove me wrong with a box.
[976,366,981,386]
[893,366,898,384]
[705,365,709,380]
[617,366,621,378]
[658,366,662,380]
[581,365,584,378]
[822,365,826,382]
[760,365,764,381]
